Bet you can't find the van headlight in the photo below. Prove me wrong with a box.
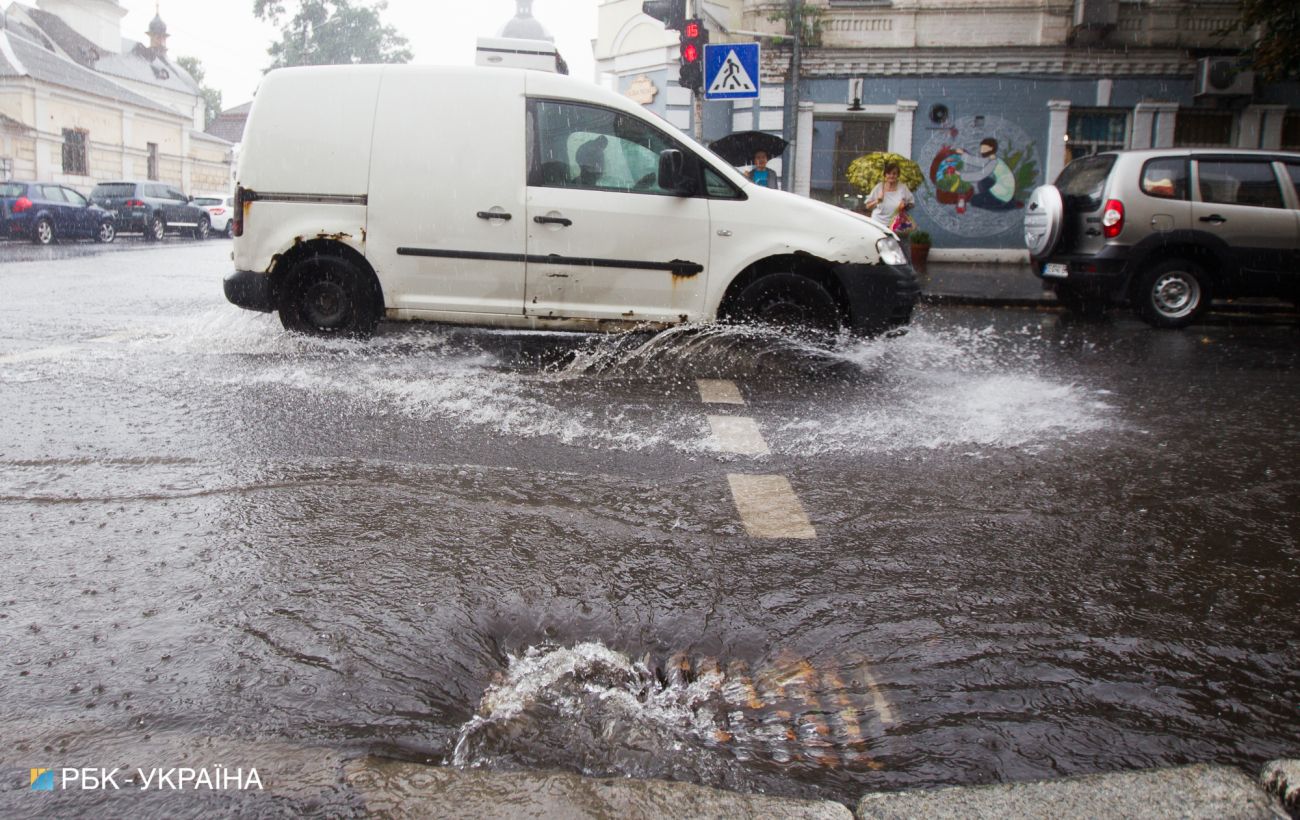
[876,236,908,266]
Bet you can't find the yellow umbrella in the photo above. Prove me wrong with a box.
[846,152,924,193]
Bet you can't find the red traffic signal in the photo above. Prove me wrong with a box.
[678,17,708,92]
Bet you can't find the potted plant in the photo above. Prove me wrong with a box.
[909,230,931,270]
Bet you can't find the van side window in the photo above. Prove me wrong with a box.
[527,99,686,196]
[1197,160,1284,209]
[703,166,742,199]
[1140,158,1187,200]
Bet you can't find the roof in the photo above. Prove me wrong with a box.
[0,29,182,117]
[204,101,252,143]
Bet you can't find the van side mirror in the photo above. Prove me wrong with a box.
[657,149,694,196]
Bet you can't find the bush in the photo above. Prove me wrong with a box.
[909,230,932,246]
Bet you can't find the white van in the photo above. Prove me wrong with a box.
[225,65,918,338]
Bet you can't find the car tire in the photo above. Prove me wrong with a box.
[730,273,841,338]
[33,217,54,246]
[192,216,210,240]
[223,221,234,239]
[1135,258,1208,329]
[277,255,380,338]
[96,221,116,244]
[1054,284,1106,317]
[146,214,165,242]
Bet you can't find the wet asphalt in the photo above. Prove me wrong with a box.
[0,240,1297,815]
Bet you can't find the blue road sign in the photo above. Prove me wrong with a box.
[704,42,760,100]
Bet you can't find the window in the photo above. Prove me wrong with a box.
[1066,110,1128,160]
[704,166,742,199]
[528,99,687,196]
[63,187,88,207]
[1055,154,1115,209]
[1286,164,1300,202]
[1174,111,1233,147]
[61,128,88,175]
[1197,160,1284,209]
[38,185,67,202]
[1140,157,1188,200]
[147,143,159,181]
[0,157,12,180]
[1283,114,1300,151]
[810,117,890,210]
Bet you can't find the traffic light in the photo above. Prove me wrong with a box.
[641,0,685,32]
[678,18,708,92]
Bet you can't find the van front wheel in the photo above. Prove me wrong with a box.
[278,256,379,338]
[731,273,840,338]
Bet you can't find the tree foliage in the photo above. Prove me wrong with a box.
[1227,0,1300,81]
[176,55,223,129]
[253,0,412,70]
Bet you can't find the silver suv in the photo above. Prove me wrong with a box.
[1025,149,1300,327]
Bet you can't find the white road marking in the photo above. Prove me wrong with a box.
[696,378,745,405]
[0,345,79,365]
[726,474,816,539]
[707,415,770,456]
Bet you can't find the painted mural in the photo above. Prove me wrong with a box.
[915,115,1040,239]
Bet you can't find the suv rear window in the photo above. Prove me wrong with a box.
[192,197,221,206]
[1055,154,1115,210]
[92,183,136,197]
[0,183,25,198]
[1140,158,1187,200]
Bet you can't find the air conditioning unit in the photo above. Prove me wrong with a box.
[1196,57,1254,97]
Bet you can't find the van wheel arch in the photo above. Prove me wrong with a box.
[271,239,384,319]
[717,255,850,329]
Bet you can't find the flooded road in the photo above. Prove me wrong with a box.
[1,243,1297,814]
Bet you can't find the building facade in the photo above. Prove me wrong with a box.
[595,0,1300,258]
[0,0,231,194]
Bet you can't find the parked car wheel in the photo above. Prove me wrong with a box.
[731,273,840,338]
[146,214,165,242]
[1135,259,1208,329]
[33,217,54,246]
[277,255,380,338]
[223,220,235,239]
[192,216,211,240]
[96,220,116,244]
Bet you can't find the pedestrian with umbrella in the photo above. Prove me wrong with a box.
[709,131,789,190]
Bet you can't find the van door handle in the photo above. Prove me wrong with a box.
[1199,214,1226,224]
[534,215,572,227]
[477,211,512,221]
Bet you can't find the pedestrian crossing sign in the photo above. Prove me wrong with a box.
[704,43,760,100]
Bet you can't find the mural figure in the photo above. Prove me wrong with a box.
[916,116,1040,239]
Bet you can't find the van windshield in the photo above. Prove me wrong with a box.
[1055,155,1115,210]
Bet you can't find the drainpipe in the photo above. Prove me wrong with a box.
[785,0,802,192]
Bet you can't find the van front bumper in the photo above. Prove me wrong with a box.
[833,262,920,336]
[224,269,275,312]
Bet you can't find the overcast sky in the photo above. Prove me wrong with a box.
[116,1,599,108]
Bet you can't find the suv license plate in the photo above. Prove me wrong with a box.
[1042,262,1068,278]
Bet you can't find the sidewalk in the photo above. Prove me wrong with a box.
[914,260,1052,307]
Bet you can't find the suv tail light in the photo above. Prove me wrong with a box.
[1101,199,1125,239]
[13,197,33,213]
[125,199,145,208]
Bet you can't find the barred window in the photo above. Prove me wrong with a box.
[1174,111,1233,147]
[1281,113,1300,151]
[61,128,88,175]
[1065,110,1127,160]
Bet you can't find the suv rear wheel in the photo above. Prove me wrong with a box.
[192,216,210,240]
[1135,259,1208,329]
[146,214,165,242]
[33,217,54,246]
[277,255,380,338]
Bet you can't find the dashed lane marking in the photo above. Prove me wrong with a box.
[0,345,79,365]
[707,415,771,456]
[726,474,816,539]
[859,664,896,728]
[696,378,745,405]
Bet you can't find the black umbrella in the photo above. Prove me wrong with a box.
[708,131,789,166]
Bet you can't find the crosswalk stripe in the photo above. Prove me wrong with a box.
[707,415,770,455]
[727,474,816,539]
[696,378,745,405]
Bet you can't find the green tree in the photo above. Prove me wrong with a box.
[1226,0,1300,80]
[176,55,223,130]
[253,0,413,70]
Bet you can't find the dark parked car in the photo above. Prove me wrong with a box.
[1025,148,1300,328]
[90,181,211,241]
[0,181,116,245]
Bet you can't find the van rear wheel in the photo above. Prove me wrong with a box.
[278,255,379,338]
[731,273,840,338]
